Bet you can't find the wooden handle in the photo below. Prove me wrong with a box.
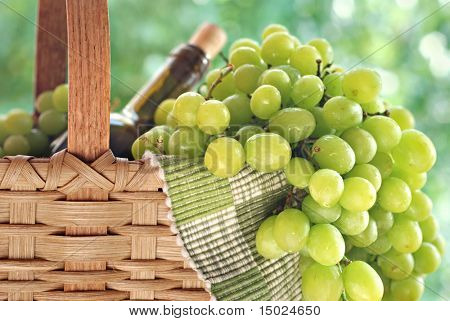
[34,0,68,109]
[35,0,111,162]
[66,0,110,161]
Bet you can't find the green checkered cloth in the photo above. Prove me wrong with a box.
[156,156,302,301]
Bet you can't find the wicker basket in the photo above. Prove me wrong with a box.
[0,0,209,301]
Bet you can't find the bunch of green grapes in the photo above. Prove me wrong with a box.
[0,84,68,157]
[135,23,442,301]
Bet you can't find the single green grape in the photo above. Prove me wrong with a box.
[341,68,382,104]
[307,224,345,266]
[154,99,175,126]
[235,125,264,147]
[204,137,245,178]
[323,96,363,131]
[233,64,264,94]
[391,129,436,173]
[52,84,69,112]
[366,234,392,255]
[377,177,412,213]
[391,167,427,191]
[173,92,205,127]
[347,218,378,247]
[223,93,253,127]
[369,204,394,235]
[229,38,260,55]
[245,133,291,172]
[312,135,355,174]
[401,190,432,222]
[431,234,446,256]
[229,47,264,69]
[261,31,295,66]
[290,45,322,76]
[197,100,230,135]
[261,23,288,39]
[302,263,343,301]
[361,98,386,114]
[388,216,422,253]
[268,108,315,143]
[36,90,55,113]
[308,169,344,208]
[390,276,424,301]
[361,116,401,153]
[284,157,315,189]
[369,152,394,179]
[413,242,441,274]
[168,127,208,158]
[340,177,376,212]
[3,134,30,155]
[419,216,438,242]
[308,38,333,68]
[390,107,415,130]
[275,65,301,84]
[377,249,414,280]
[309,107,334,138]
[25,128,49,157]
[259,68,292,105]
[38,109,67,136]
[333,208,369,236]
[345,164,382,191]
[0,116,10,145]
[342,261,384,301]
[255,216,286,259]
[340,127,377,164]
[250,85,281,119]
[206,68,236,100]
[131,125,172,159]
[273,208,310,252]
[290,75,324,109]
[4,109,33,135]
[323,73,343,97]
[302,195,342,224]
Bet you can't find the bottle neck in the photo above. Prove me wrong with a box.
[122,44,209,125]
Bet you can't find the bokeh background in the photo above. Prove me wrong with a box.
[0,0,449,300]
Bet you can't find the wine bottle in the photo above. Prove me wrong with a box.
[51,23,226,158]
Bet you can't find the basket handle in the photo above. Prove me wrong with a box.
[35,0,110,162]
[34,0,67,101]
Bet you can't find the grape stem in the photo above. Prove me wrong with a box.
[340,256,352,266]
[218,51,229,64]
[315,59,322,77]
[296,139,315,160]
[206,64,234,99]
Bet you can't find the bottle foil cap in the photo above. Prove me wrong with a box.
[189,23,227,59]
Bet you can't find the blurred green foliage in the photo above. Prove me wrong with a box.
[0,0,449,300]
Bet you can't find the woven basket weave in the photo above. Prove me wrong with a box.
[0,0,209,301]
